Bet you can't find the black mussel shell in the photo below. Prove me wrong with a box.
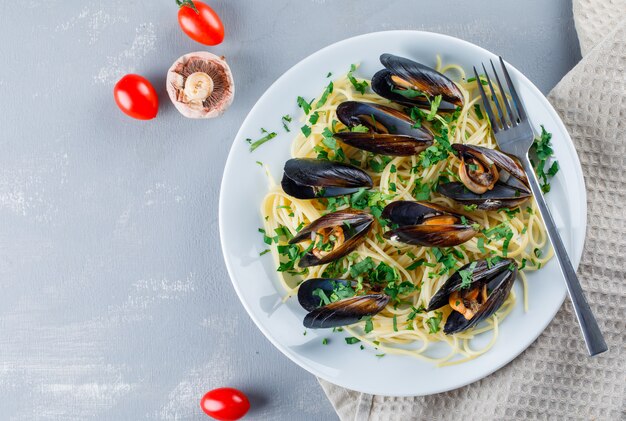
[372,69,430,108]
[297,278,389,329]
[426,258,517,334]
[384,224,478,247]
[289,210,374,267]
[281,158,373,199]
[334,132,431,156]
[298,278,351,312]
[334,101,433,156]
[381,201,454,226]
[382,201,478,247]
[303,294,390,329]
[437,182,531,211]
[372,54,464,110]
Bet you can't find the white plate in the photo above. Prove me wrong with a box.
[219,31,586,396]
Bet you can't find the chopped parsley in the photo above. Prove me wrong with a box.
[322,338,328,345]
[474,104,484,120]
[315,81,334,108]
[301,125,312,137]
[392,87,427,99]
[351,124,370,133]
[418,126,452,168]
[392,315,398,332]
[405,259,435,271]
[426,311,443,334]
[463,204,478,211]
[477,237,486,254]
[498,207,521,220]
[259,249,271,256]
[432,247,459,275]
[412,180,431,201]
[368,155,393,173]
[349,257,376,278]
[297,96,313,115]
[347,64,368,94]
[364,317,374,334]
[281,114,292,132]
[407,305,425,321]
[308,111,320,125]
[345,337,361,345]
[483,223,514,257]
[458,261,478,289]
[530,126,559,193]
[247,128,277,152]
[426,95,443,121]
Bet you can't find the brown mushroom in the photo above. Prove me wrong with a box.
[166,51,235,119]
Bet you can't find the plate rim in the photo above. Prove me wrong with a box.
[219,30,587,396]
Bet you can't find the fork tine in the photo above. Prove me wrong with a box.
[490,59,517,125]
[473,66,498,132]
[499,56,527,121]
[482,63,508,129]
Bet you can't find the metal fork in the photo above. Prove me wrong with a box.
[474,58,607,356]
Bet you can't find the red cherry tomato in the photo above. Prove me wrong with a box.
[177,0,224,46]
[113,74,158,120]
[200,388,250,421]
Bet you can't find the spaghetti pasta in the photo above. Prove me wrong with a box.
[260,58,553,365]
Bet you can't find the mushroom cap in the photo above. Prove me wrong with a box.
[166,51,235,119]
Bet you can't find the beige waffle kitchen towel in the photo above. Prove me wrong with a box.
[319,1,626,419]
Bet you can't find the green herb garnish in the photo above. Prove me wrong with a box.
[247,128,277,152]
[347,64,368,94]
[426,311,443,333]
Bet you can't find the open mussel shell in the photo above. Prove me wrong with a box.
[281,158,373,199]
[290,210,374,267]
[437,182,531,211]
[333,101,433,156]
[427,258,517,334]
[297,277,390,329]
[382,201,478,247]
[297,278,351,312]
[371,54,464,110]
[452,144,528,191]
[438,144,531,210]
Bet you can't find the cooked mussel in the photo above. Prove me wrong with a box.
[281,158,373,199]
[426,258,517,334]
[333,101,434,156]
[437,144,531,210]
[382,201,478,247]
[297,278,389,328]
[371,53,464,110]
[289,210,374,267]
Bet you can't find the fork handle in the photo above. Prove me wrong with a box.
[521,155,607,356]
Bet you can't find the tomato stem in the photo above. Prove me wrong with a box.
[176,0,199,14]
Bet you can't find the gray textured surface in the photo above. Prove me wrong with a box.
[0,1,580,420]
